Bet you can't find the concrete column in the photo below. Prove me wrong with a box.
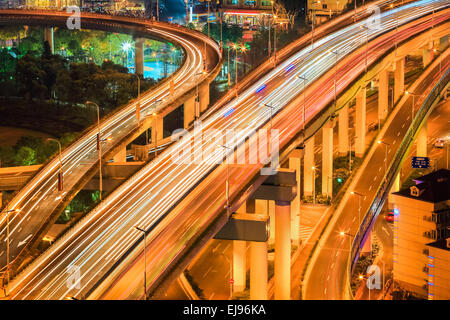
[416,121,428,157]
[394,58,405,103]
[289,155,301,245]
[44,27,54,54]
[422,42,434,68]
[184,96,196,128]
[391,172,401,193]
[274,200,291,300]
[135,38,145,76]
[303,136,315,196]
[269,200,275,245]
[355,88,366,157]
[338,104,349,156]
[233,240,246,292]
[439,35,449,52]
[250,241,268,300]
[322,122,333,198]
[151,116,164,143]
[199,83,210,113]
[112,147,127,163]
[378,69,389,121]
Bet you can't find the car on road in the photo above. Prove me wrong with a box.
[384,211,395,222]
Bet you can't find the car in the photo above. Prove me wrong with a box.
[434,138,445,148]
[384,211,395,222]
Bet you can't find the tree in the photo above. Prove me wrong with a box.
[15,54,46,101]
[14,146,36,166]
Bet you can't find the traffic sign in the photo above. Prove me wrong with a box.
[229,279,234,284]
[412,156,430,169]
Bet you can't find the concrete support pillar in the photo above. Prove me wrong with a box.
[394,58,405,103]
[184,96,196,128]
[338,105,349,156]
[378,69,389,121]
[233,240,246,292]
[112,147,127,163]
[322,122,333,198]
[269,200,275,245]
[439,35,449,52]
[199,83,210,113]
[135,38,145,76]
[151,116,164,143]
[355,88,366,157]
[274,200,291,300]
[422,42,434,68]
[289,156,301,245]
[389,172,401,204]
[44,27,54,54]
[416,121,428,157]
[250,241,268,300]
[303,136,315,196]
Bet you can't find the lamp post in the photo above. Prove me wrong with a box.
[131,74,141,125]
[295,75,308,141]
[3,208,20,294]
[405,91,422,130]
[329,50,339,113]
[360,25,369,82]
[85,101,107,201]
[377,140,390,176]
[339,230,355,257]
[261,103,275,158]
[134,226,147,299]
[218,144,232,212]
[351,191,365,228]
[195,71,207,119]
[152,112,159,157]
[47,138,63,192]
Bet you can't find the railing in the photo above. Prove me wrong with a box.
[349,67,450,273]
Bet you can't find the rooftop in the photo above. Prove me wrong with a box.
[393,169,450,203]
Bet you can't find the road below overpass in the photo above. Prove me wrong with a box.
[0,10,221,273]
[304,51,449,300]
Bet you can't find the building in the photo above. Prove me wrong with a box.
[391,169,450,299]
[307,0,351,24]
[426,238,450,300]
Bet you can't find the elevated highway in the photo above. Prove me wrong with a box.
[0,9,222,273]
[4,0,449,300]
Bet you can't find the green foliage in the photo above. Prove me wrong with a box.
[14,146,36,166]
[203,23,243,45]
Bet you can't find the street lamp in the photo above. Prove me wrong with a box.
[295,75,308,138]
[360,25,369,81]
[377,140,390,176]
[329,50,339,113]
[218,144,232,212]
[351,191,365,228]
[152,112,159,157]
[339,230,355,256]
[405,91,422,129]
[2,208,20,294]
[195,71,207,119]
[85,101,109,201]
[134,226,147,299]
[121,42,131,68]
[47,138,63,192]
[131,74,141,125]
[261,103,275,158]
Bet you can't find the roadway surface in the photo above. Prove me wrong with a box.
[6,1,450,300]
[0,10,221,272]
[304,52,449,299]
